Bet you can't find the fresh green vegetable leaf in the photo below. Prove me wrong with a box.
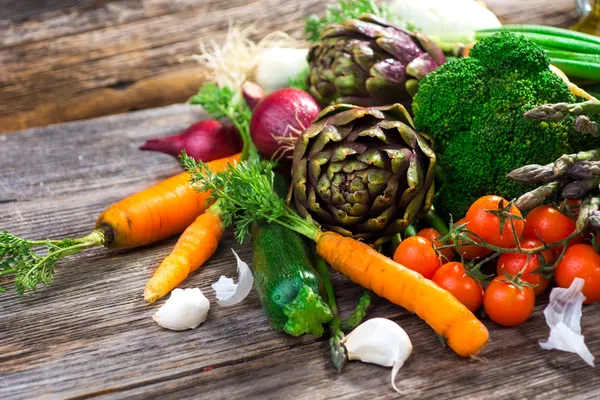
[189,83,256,160]
[288,67,309,91]
[283,284,333,337]
[180,154,319,242]
[304,0,389,42]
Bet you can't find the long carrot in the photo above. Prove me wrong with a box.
[97,154,239,249]
[144,208,224,303]
[1,152,240,294]
[183,157,490,357]
[315,231,489,357]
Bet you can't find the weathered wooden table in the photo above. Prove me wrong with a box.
[2,104,600,399]
[2,1,600,399]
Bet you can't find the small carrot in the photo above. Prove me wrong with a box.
[1,153,240,294]
[315,231,489,357]
[144,207,224,303]
[184,156,490,358]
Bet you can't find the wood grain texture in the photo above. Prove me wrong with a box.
[0,0,580,132]
[1,105,599,399]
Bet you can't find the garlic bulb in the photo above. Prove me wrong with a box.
[153,288,210,331]
[254,48,309,93]
[342,318,412,393]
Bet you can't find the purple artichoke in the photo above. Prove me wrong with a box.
[307,14,446,106]
[291,103,436,245]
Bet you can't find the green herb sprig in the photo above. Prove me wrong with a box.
[180,154,318,243]
[304,0,389,42]
[0,231,105,294]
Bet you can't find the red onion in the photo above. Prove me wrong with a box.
[247,88,320,160]
[140,120,242,162]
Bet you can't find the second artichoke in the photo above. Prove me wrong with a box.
[291,103,436,244]
[307,14,446,106]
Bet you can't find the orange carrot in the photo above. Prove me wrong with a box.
[144,209,224,303]
[1,152,240,295]
[316,231,489,357]
[96,153,240,249]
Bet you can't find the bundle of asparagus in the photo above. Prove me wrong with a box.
[509,100,600,218]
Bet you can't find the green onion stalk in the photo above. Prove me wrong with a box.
[430,24,600,83]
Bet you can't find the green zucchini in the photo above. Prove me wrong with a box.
[250,174,332,337]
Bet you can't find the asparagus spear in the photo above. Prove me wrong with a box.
[563,177,600,199]
[524,100,600,121]
[313,254,347,372]
[515,181,563,210]
[506,163,556,184]
[567,161,600,179]
[554,149,600,176]
[575,116,599,136]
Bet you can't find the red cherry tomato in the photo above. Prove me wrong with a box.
[452,218,493,260]
[432,262,484,312]
[466,195,524,248]
[484,276,535,326]
[417,228,454,263]
[496,239,553,296]
[393,236,441,279]
[555,244,600,304]
[523,205,576,256]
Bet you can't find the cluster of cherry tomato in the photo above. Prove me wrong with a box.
[393,195,600,327]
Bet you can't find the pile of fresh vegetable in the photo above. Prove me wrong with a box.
[2,0,600,392]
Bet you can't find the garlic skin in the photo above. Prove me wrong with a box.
[342,318,412,393]
[254,48,309,93]
[539,278,595,367]
[153,288,210,331]
[211,249,254,306]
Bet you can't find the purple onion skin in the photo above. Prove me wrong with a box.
[140,120,242,162]
[242,81,266,111]
[250,88,321,159]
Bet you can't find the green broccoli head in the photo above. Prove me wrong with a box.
[469,32,549,78]
[413,32,600,218]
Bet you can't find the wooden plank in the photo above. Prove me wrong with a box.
[0,0,579,132]
[0,0,323,133]
[1,105,599,399]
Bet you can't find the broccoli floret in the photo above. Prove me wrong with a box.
[413,57,487,148]
[469,32,549,77]
[413,32,600,217]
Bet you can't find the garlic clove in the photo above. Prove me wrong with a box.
[342,318,412,393]
[211,249,254,306]
[153,288,210,331]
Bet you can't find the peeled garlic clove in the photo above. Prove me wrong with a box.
[342,318,412,393]
[211,249,254,306]
[153,288,210,331]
